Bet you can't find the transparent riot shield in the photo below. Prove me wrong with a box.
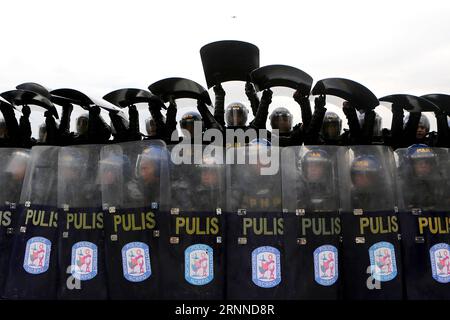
[3,146,59,299]
[56,145,106,299]
[0,149,30,294]
[395,145,450,299]
[161,144,225,300]
[226,145,285,299]
[102,139,169,300]
[281,146,342,300]
[339,145,403,299]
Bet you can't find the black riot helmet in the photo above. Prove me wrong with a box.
[300,149,332,183]
[321,111,342,140]
[270,107,293,133]
[225,102,248,127]
[180,111,202,137]
[350,155,382,191]
[406,144,437,179]
[76,113,89,136]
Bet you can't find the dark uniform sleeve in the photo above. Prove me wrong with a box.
[128,105,141,141]
[197,100,224,131]
[58,104,72,138]
[360,110,375,145]
[390,104,404,149]
[19,105,33,147]
[109,111,129,142]
[343,103,361,144]
[403,112,421,146]
[213,84,226,127]
[0,102,20,146]
[245,82,260,117]
[304,96,326,145]
[44,111,58,145]
[166,100,178,140]
[88,105,111,143]
[249,89,272,130]
[435,109,449,147]
[148,99,169,141]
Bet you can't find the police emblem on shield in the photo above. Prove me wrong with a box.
[122,242,152,282]
[313,245,338,286]
[71,241,98,281]
[185,244,214,286]
[369,241,398,282]
[23,237,51,274]
[429,243,450,283]
[251,246,281,288]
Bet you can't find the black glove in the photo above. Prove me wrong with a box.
[293,89,310,105]
[261,88,273,104]
[314,95,326,109]
[245,81,257,99]
[22,105,31,118]
[91,105,101,116]
[213,84,225,99]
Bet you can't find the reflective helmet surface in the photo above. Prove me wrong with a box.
[270,107,293,133]
[76,113,89,135]
[406,144,436,178]
[225,102,248,127]
[321,111,342,140]
[350,155,382,189]
[300,149,331,182]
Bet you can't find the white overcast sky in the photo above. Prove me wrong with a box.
[1,0,450,136]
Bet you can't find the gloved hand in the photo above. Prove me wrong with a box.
[90,105,101,116]
[314,95,326,109]
[245,81,257,99]
[213,83,225,98]
[22,105,31,118]
[168,95,177,109]
[293,89,309,104]
[261,88,273,104]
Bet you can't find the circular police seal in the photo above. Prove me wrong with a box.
[23,236,51,275]
[122,242,152,283]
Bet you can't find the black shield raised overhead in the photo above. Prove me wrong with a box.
[200,40,260,89]
[148,77,212,106]
[50,88,121,113]
[312,78,379,111]
[379,94,440,113]
[250,64,313,96]
[1,89,59,119]
[103,88,161,108]
[16,82,51,99]
[421,94,450,114]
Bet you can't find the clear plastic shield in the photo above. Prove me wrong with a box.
[101,139,169,300]
[281,146,342,299]
[0,149,30,293]
[56,145,106,300]
[161,144,225,299]
[225,145,285,299]
[3,146,60,299]
[395,145,450,299]
[339,145,403,299]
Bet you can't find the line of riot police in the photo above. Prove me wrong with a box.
[0,140,449,300]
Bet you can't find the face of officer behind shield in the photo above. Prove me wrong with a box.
[413,159,432,178]
[139,158,159,185]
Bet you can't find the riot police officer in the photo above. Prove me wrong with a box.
[350,154,386,211]
[297,149,338,211]
[401,144,444,209]
[127,146,163,204]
